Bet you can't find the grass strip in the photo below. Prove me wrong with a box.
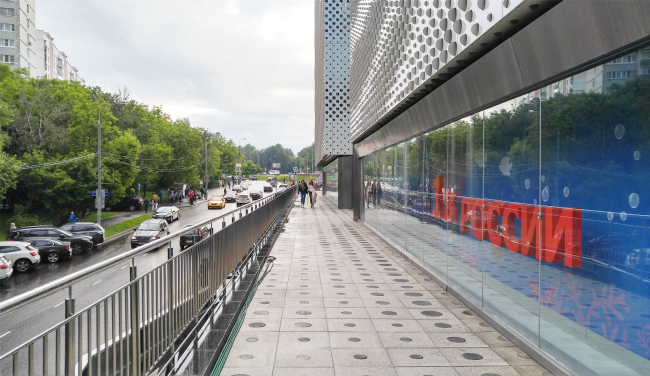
[83,211,119,223]
[104,214,151,238]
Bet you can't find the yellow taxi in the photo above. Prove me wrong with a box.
[207,195,226,209]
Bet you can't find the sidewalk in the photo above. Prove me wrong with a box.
[220,196,553,375]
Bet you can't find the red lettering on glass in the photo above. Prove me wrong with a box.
[502,203,522,253]
[520,205,541,258]
[444,190,458,223]
[543,207,582,268]
[472,199,488,241]
[460,197,473,233]
[487,201,506,247]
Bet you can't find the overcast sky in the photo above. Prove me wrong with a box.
[37,0,315,154]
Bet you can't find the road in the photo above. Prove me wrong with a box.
[0,181,273,356]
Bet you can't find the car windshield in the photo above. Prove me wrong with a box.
[157,207,171,212]
[60,224,73,231]
[59,230,73,237]
[139,223,160,231]
[211,196,222,200]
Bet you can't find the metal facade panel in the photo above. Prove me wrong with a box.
[348,0,552,143]
[315,0,353,165]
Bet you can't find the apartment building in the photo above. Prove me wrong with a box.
[0,0,36,70]
[34,29,84,83]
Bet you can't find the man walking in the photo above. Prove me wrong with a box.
[143,198,150,213]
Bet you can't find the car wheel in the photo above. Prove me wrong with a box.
[129,204,136,211]
[15,259,31,272]
[71,243,84,255]
[47,253,60,263]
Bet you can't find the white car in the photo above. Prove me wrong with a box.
[0,256,13,280]
[0,241,41,272]
[236,192,251,207]
[278,184,288,190]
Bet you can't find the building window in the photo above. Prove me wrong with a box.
[1,55,15,64]
[609,55,637,64]
[641,67,649,76]
[0,23,15,32]
[1,39,15,47]
[606,71,635,80]
[0,8,15,17]
[641,51,650,61]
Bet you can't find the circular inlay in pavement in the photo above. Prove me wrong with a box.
[334,285,345,288]
[298,337,311,342]
[392,323,403,327]
[371,292,384,296]
[447,337,466,343]
[381,311,397,316]
[337,292,347,295]
[249,322,265,328]
[342,311,352,315]
[401,285,414,289]
[462,310,475,316]
[393,279,409,283]
[387,273,402,276]
[435,323,452,328]
[332,279,343,282]
[379,264,392,266]
[348,337,361,342]
[480,373,502,376]
[421,311,443,317]
[441,292,450,296]
[462,353,484,360]
[300,292,309,295]
[263,293,272,295]
[245,337,258,342]
[253,311,269,315]
[239,354,253,359]
[330,273,340,276]
[367,285,379,289]
[353,354,368,360]
[412,301,432,306]
[409,354,424,359]
[376,301,390,305]
[363,279,374,282]
[296,311,311,315]
[400,337,412,342]
[360,273,371,276]
[340,301,349,304]
[295,322,312,327]
[517,351,532,359]
[344,323,356,327]
[300,301,309,304]
[266,285,275,288]
[297,355,311,360]
[497,335,508,342]
[261,301,270,305]
[479,322,491,327]
[384,268,397,271]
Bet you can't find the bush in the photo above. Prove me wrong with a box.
[10,204,43,228]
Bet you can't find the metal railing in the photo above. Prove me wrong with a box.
[0,185,297,376]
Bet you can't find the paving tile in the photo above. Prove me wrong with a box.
[277,331,331,349]
[475,331,516,348]
[427,332,489,348]
[378,332,436,348]
[386,348,452,367]
[274,348,334,368]
[439,348,509,367]
[336,367,398,376]
[492,346,541,366]
[331,348,393,368]
[454,366,523,376]
[279,318,329,332]
[329,331,383,348]
[327,318,377,332]
[394,367,459,376]
[221,367,273,376]
[273,368,335,376]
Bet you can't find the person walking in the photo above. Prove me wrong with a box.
[365,180,372,208]
[159,190,163,202]
[8,222,17,237]
[377,180,383,205]
[299,180,307,208]
[371,180,377,206]
[224,187,227,195]
[152,193,159,211]
[189,190,194,205]
[308,180,315,208]
[169,191,175,204]
[143,198,150,213]
[69,212,77,223]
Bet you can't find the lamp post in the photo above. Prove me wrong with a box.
[238,138,246,179]
[96,103,112,228]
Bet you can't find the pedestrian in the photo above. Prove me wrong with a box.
[299,180,307,208]
[377,180,383,205]
[371,180,377,206]
[170,191,175,203]
[8,222,17,237]
[143,198,150,213]
[365,181,371,208]
[224,187,227,195]
[152,193,159,211]
[189,190,194,205]
[308,180,315,208]
[69,211,77,223]
[159,190,163,201]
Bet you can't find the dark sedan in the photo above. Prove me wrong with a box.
[225,191,237,203]
[131,219,169,249]
[263,183,273,192]
[250,190,263,200]
[27,238,73,263]
[8,227,94,255]
[180,225,211,250]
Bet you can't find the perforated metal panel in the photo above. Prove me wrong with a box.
[349,0,543,141]
[315,0,353,166]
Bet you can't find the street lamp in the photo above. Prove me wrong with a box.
[238,138,246,179]
[96,103,111,228]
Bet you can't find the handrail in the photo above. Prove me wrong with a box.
[0,186,295,316]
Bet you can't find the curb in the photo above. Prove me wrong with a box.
[97,227,136,249]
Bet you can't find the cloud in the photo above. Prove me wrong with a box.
[36,0,315,154]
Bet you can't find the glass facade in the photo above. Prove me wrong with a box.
[323,159,339,204]
[361,45,650,376]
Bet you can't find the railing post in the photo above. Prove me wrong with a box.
[129,265,141,376]
[64,286,75,376]
[167,254,175,358]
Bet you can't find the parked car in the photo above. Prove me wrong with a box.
[250,190,263,200]
[208,195,226,209]
[59,222,105,244]
[130,219,170,249]
[236,192,252,207]
[0,241,41,272]
[263,183,273,192]
[105,195,143,212]
[250,175,258,181]
[153,206,180,223]
[180,225,211,250]
[27,238,73,263]
[225,191,237,203]
[0,256,13,280]
[7,227,94,255]
[233,185,242,192]
[278,184,288,190]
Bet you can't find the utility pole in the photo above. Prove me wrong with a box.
[205,138,208,189]
[97,110,102,227]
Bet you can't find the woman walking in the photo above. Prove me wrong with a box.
[308,180,315,208]
[377,180,383,205]
[301,180,309,207]
[365,181,371,208]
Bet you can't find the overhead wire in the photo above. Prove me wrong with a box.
[19,153,97,170]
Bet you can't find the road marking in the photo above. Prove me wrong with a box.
[92,280,102,286]
[0,331,10,339]
[53,301,65,308]
[120,265,128,270]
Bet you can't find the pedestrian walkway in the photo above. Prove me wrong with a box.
[220,197,554,376]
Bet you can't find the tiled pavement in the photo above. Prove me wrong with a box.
[221,196,554,376]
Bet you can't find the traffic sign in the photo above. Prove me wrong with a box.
[91,190,110,196]
[293,167,298,172]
